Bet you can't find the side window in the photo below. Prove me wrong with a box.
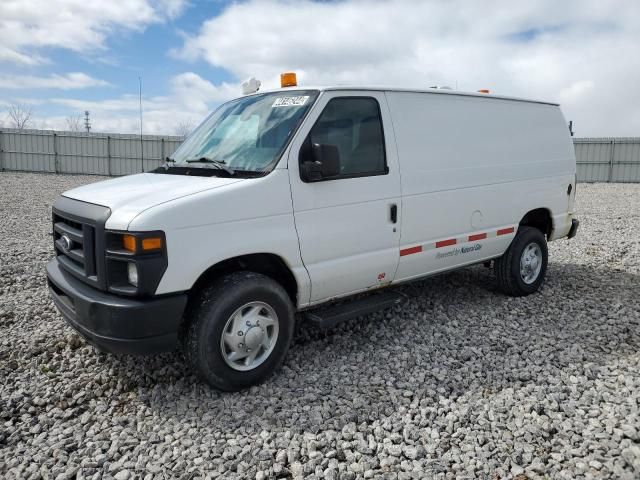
[302,97,387,179]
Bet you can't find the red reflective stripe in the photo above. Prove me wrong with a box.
[468,233,487,241]
[497,227,515,236]
[400,246,422,256]
[435,238,457,248]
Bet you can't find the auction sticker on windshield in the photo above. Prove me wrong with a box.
[272,96,309,107]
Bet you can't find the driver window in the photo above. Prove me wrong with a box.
[305,97,387,178]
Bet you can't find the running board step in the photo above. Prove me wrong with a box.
[304,291,405,329]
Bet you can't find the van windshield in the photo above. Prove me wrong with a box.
[170,90,319,173]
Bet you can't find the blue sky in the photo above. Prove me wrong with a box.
[1,0,639,136]
[0,1,237,133]
[42,2,233,98]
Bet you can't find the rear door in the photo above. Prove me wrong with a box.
[288,91,402,304]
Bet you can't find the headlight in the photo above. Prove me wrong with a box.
[105,230,167,296]
[127,262,138,286]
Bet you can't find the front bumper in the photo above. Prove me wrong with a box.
[46,258,187,355]
[567,218,580,239]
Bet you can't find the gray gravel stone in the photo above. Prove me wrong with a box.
[114,471,131,480]
[0,172,639,480]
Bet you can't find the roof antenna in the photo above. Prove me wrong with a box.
[138,76,144,173]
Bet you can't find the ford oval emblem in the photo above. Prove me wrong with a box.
[61,234,73,252]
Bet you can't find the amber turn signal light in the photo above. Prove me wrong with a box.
[122,234,162,253]
[122,234,137,253]
[141,237,162,251]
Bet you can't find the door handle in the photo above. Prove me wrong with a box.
[390,204,398,224]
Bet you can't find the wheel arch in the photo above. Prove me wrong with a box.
[519,208,553,238]
[189,253,299,305]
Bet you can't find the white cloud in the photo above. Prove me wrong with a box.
[6,0,640,136]
[157,0,189,19]
[0,0,188,65]
[170,72,240,112]
[175,0,640,136]
[0,72,110,90]
[0,46,48,66]
[34,72,241,135]
[558,81,596,105]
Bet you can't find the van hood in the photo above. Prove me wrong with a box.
[62,172,243,230]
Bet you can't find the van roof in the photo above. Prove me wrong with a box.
[260,85,559,107]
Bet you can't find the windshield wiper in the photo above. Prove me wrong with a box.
[161,156,176,170]
[232,168,269,178]
[185,157,235,175]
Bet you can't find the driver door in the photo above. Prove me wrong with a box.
[288,91,402,304]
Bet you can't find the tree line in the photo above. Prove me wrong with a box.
[2,102,194,136]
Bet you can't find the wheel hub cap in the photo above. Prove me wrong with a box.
[220,301,279,372]
[243,326,265,351]
[520,242,543,285]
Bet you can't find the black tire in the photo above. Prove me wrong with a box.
[494,226,548,297]
[183,271,295,391]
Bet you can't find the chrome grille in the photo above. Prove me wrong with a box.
[53,212,98,283]
[51,197,110,291]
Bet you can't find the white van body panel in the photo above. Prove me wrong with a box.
[385,91,576,282]
[62,173,243,231]
[258,84,558,108]
[288,91,402,303]
[129,170,312,302]
[54,86,577,311]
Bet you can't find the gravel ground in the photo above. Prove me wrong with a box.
[1,172,639,480]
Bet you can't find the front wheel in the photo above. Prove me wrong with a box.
[494,226,548,296]
[183,271,295,391]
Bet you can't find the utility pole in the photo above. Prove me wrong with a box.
[84,111,91,133]
[139,76,144,172]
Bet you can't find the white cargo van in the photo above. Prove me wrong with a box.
[47,78,579,390]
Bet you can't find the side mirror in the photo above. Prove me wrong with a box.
[300,143,340,182]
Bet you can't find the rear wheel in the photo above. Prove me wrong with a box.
[494,226,548,296]
[183,271,295,391]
